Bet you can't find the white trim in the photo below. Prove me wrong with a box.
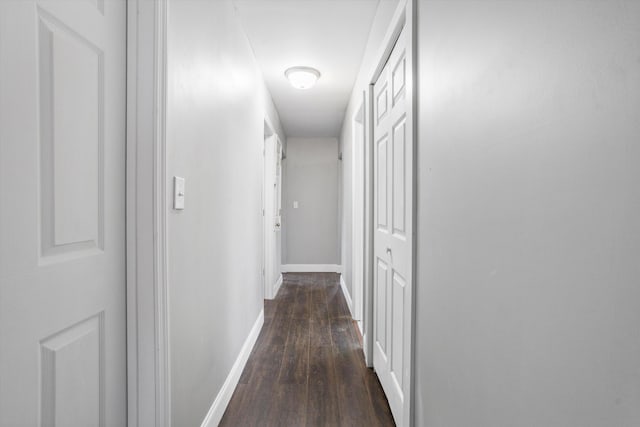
[408,4,418,427]
[272,273,283,298]
[368,1,408,84]
[200,310,265,427]
[262,121,284,301]
[281,264,342,273]
[340,275,355,319]
[126,0,170,426]
[263,122,276,300]
[351,94,366,324]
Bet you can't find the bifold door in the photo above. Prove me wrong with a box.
[372,26,412,427]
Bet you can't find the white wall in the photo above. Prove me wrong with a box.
[283,137,339,265]
[415,1,640,426]
[339,0,400,299]
[166,1,284,425]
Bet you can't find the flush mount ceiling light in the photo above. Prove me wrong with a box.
[285,66,321,90]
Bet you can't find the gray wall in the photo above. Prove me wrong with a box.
[283,138,340,265]
[415,1,640,426]
[166,1,284,425]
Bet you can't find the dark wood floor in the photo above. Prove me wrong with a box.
[220,272,395,427]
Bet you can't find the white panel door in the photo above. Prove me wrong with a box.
[373,26,411,426]
[0,1,127,426]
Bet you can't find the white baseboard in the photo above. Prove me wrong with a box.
[200,309,264,427]
[281,264,342,273]
[340,274,355,319]
[273,274,283,297]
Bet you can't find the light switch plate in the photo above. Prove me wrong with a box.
[173,176,185,210]
[293,201,299,209]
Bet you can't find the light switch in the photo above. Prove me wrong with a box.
[293,201,299,209]
[173,176,185,210]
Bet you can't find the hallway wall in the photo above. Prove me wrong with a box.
[166,1,284,425]
[283,138,340,265]
[415,1,640,426]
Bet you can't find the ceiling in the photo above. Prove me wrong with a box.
[234,0,381,138]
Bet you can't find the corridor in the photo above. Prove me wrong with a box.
[1,0,639,425]
[220,273,395,426]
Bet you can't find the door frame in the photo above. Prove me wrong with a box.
[352,95,366,329]
[126,1,171,426]
[125,0,416,425]
[362,1,416,425]
[262,122,273,299]
[262,118,282,300]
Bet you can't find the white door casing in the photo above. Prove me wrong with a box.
[275,138,283,231]
[274,137,283,292]
[372,26,412,426]
[264,133,273,297]
[263,132,282,299]
[352,98,366,324]
[0,0,127,425]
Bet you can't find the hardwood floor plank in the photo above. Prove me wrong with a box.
[306,345,340,426]
[270,306,294,347]
[238,326,274,384]
[264,298,278,320]
[327,284,351,319]
[254,343,287,382]
[309,307,332,347]
[279,318,310,384]
[218,384,247,427]
[265,384,308,427]
[235,377,279,427]
[364,369,397,426]
[292,284,311,319]
[331,318,379,426]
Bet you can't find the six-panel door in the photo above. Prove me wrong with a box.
[0,1,127,425]
[372,26,412,427]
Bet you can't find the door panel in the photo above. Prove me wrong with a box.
[376,83,388,124]
[392,53,406,104]
[376,135,389,231]
[40,314,103,427]
[0,1,126,425]
[392,117,407,238]
[372,26,411,426]
[391,271,405,390]
[375,258,388,356]
[39,6,104,259]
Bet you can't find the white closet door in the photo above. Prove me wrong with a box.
[372,26,412,427]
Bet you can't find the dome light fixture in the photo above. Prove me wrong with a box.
[285,66,321,90]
